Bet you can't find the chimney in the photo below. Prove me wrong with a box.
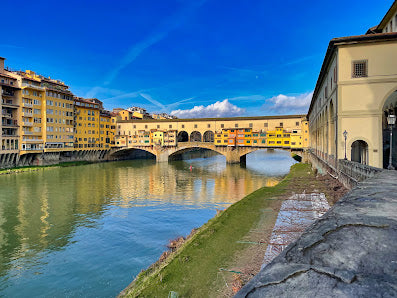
[0,57,5,74]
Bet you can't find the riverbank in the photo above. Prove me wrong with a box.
[0,160,93,175]
[119,163,347,297]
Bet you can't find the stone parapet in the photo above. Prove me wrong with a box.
[236,170,397,297]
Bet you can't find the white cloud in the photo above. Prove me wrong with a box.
[171,99,245,118]
[266,91,313,114]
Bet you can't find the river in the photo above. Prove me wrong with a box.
[0,149,296,297]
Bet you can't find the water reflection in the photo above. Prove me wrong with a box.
[0,149,295,297]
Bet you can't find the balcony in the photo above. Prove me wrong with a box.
[22,112,33,117]
[2,120,18,127]
[2,100,19,108]
[2,134,19,138]
[22,83,44,91]
[23,121,33,126]
[1,112,12,118]
[2,90,14,97]
[22,139,44,143]
[22,102,33,108]
[23,131,33,135]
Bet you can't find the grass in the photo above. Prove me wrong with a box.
[0,160,93,175]
[120,163,313,297]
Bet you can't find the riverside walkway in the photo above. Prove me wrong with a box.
[236,170,397,297]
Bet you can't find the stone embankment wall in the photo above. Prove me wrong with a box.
[236,169,397,297]
[0,150,114,169]
[307,150,383,189]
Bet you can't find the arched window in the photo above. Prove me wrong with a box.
[190,131,202,142]
[203,131,214,142]
[177,131,188,142]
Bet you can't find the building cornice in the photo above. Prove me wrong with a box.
[117,114,307,124]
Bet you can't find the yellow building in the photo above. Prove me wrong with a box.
[41,76,74,152]
[74,97,101,150]
[282,130,291,148]
[308,1,397,169]
[74,98,116,150]
[16,71,45,154]
[290,129,303,149]
[151,130,164,146]
[99,111,114,149]
[214,130,229,146]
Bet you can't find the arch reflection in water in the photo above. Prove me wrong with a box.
[0,149,295,297]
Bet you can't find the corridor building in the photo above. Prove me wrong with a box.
[308,0,397,169]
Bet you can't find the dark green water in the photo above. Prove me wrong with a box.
[0,149,296,297]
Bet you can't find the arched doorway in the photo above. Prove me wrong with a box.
[177,131,188,142]
[203,131,214,142]
[382,90,397,169]
[351,140,368,165]
[190,131,202,142]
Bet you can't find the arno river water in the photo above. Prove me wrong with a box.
[0,149,296,297]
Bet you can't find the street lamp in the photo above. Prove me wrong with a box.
[343,130,348,160]
[387,114,396,170]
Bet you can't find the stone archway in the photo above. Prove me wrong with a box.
[382,90,397,169]
[190,131,202,142]
[203,131,214,143]
[351,140,369,165]
[177,131,189,142]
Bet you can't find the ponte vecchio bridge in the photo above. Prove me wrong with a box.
[112,115,309,164]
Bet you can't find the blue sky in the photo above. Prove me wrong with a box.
[1,0,393,117]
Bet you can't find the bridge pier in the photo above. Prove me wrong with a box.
[156,151,169,163]
[225,148,246,164]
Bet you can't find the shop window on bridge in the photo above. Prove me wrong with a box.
[351,140,368,165]
[190,131,201,142]
[177,131,188,142]
[203,131,214,142]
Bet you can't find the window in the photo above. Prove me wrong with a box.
[249,123,253,128]
[145,125,148,129]
[296,122,299,126]
[157,125,160,128]
[133,125,136,129]
[264,123,268,127]
[324,86,328,98]
[221,124,224,128]
[181,124,185,128]
[352,60,368,78]
[194,124,197,128]
[333,67,337,83]
[169,125,172,128]
[235,123,238,128]
[279,122,283,127]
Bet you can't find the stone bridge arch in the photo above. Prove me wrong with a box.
[112,143,288,165]
[111,147,157,160]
